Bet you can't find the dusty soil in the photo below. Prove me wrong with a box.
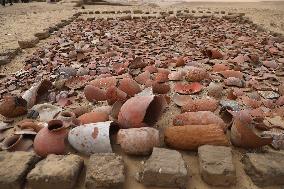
[0,1,284,189]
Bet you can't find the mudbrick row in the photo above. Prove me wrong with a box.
[0,12,284,188]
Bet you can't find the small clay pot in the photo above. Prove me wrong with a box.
[34,120,68,157]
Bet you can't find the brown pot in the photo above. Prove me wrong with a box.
[34,120,68,157]
[230,112,272,149]
[164,124,229,150]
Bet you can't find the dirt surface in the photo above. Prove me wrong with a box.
[0,1,284,189]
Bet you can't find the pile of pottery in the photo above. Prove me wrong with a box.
[0,15,284,158]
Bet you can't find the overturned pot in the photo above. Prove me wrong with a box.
[118,95,167,128]
[117,127,160,155]
[34,120,68,157]
[68,121,113,155]
[164,124,229,150]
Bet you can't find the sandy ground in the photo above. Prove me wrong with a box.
[0,1,284,189]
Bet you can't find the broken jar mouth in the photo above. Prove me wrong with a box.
[48,120,64,131]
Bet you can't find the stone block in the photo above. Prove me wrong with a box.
[85,153,125,189]
[0,151,40,189]
[243,152,284,187]
[18,36,39,49]
[198,145,236,186]
[34,30,50,40]
[137,147,188,188]
[27,154,83,189]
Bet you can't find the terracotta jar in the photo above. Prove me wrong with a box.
[34,120,68,157]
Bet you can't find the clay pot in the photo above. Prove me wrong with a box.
[212,64,229,72]
[143,65,158,73]
[56,111,76,127]
[84,85,107,102]
[207,82,223,99]
[174,82,203,94]
[68,121,113,155]
[152,82,170,94]
[118,95,167,128]
[185,67,208,82]
[78,111,109,124]
[34,120,68,157]
[224,77,244,87]
[181,97,218,112]
[173,111,226,129]
[230,112,273,149]
[70,105,92,117]
[154,72,169,83]
[118,78,141,97]
[117,127,160,155]
[2,134,33,151]
[17,119,44,132]
[22,79,52,108]
[106,86,127,105]
[0,96,27,118]
[175,57,186,67]
[168,71,185,81]
[135,71,151,85]
[164,124,229,150]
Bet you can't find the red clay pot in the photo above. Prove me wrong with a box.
[185,67,208,82]
[181,97,218,112]
[106,86,127,105]
[89,77,117,89]
[84,85,107,102]
[175,57,186,67]
[135,71,151,85]
[118,78,141,97]
[34,120,68,157]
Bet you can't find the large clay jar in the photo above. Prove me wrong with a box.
[164,124,229,150]
[34,120,68,157]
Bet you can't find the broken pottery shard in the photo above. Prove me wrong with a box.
[258,90,279,99]
[22,79,52,108]
[117,127,160,155]
[118,95,167,128]
[230,111,272,149]
[185,67,208,82]
[137,147,188,188]
[86,153,125,189]
[68,121,113,155]
[0,96,27,118]
[164,124,229,150]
